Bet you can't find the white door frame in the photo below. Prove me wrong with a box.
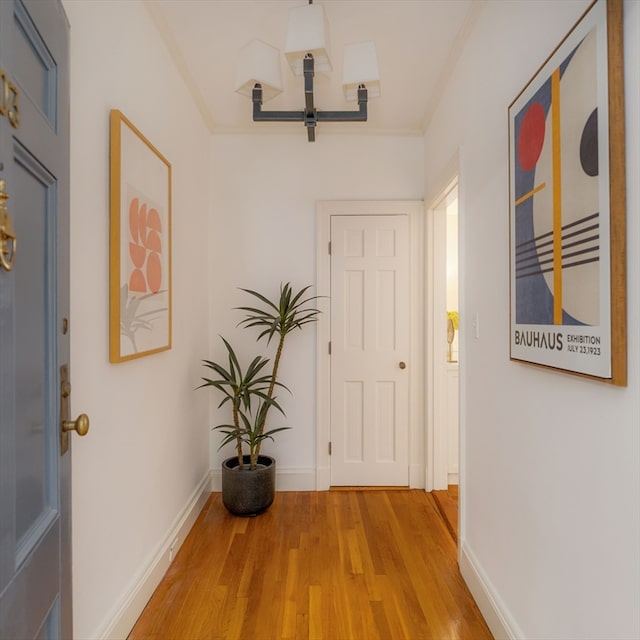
[315,201,424,490]
[426,179,459,491]
[425,149,465,490]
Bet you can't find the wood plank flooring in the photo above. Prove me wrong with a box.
[128,490,492,640]
[432,485,459,542]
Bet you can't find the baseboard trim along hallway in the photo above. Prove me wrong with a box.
[459,540,521,640]
[210,466,317,492]
[98,471,212,640]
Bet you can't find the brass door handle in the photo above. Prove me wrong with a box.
[0,178,17,271]
[399,361,406,370]
[60,365,89,454]
[62,413,90,436]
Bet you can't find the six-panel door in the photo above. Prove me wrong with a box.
[330,214,410,486]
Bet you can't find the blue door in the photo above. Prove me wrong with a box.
[0,1,79,637]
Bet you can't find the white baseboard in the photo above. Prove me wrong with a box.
[459,539,523,640]
[210,465,317,492]
[99,471,212,640]
[205,464,424,491]
[275,467,317,491]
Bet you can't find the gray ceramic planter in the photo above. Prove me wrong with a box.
[221,455,276,516]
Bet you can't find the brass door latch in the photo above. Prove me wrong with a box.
[60,364,90,455]
[0,178,16,271]
[0,68,20,128]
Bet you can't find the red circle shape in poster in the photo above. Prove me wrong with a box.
[518,102,545,172]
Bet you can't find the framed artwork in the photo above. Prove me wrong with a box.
[109,110,172,362]
[509,0,626,385]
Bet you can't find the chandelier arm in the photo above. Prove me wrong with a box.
[316,86,368,122]
[253,108,306,122]
[315,107,367,121]
[252,85,305,121]
[251,67,369,142]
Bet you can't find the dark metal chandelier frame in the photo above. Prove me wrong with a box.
[252,53,368,142]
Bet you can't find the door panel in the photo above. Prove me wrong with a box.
[0,0,71,637]
[13,0,58,126]
[330,215,410,486]
[13,146,58,556]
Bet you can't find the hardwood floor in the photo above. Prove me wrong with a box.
[432,485,459,542]
[128,490,492,640]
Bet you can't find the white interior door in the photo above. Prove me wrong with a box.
[329,214,410,486]
[0,1,73,637]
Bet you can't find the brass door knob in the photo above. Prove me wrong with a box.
[399,361,406,369]
[62,413,90,436]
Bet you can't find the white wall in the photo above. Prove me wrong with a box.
[424,1,639,638]
[209,134,423,478]
[64,1,211,637]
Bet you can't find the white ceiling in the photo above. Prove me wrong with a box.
[146,0,479,138]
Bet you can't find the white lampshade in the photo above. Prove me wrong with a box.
[342,41,380,101]
[284,3,331,75]
[235,39,283,102]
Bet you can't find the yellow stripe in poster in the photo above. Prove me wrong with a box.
[551,68,563,325]
[514,182,546,206]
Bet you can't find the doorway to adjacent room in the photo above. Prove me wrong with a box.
[429,179,459,541]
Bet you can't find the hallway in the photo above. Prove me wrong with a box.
[129,490,492,639]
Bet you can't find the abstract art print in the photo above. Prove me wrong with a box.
[509,0,626,385]
[109,110,172,362]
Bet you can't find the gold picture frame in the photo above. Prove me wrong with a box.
[109,110,172,362]
[508,0,626,385]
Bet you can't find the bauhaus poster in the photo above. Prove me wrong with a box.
[508,0,626,385]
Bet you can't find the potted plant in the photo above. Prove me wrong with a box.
[199,283,320,516]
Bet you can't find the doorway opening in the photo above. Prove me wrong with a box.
[428,179,459,540]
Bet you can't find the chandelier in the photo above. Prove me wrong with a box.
[234,1,380,142]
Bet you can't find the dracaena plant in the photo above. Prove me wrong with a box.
[199,283,320,470]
